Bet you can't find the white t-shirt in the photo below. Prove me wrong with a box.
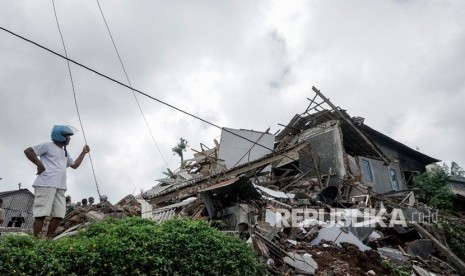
[32,142,75,190]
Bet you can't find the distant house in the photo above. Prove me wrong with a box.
[448,175,465,211]
[0,189,34,230]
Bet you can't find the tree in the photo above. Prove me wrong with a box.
[163,167,175,179]
[413,163,456,210]
[450,161,465,176]
[172,137,188,168]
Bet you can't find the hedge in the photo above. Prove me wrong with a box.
[0,217,267,276]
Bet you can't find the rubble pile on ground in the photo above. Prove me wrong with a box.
[51,88,464,275]
[139,88,464,275]
[55,194,141,238]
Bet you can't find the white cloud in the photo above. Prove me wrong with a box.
[1,0,464,202]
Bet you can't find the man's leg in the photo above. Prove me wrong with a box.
[32,187,55,237]
[46,189,66,238]
[46,217,62,238]
[33,216,46,237]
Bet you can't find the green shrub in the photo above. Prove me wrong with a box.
[437,219,465,261]
[0,217,267,276]
[413,167,455,210]
[380,260,411,276]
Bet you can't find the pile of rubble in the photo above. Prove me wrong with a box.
[55,194,141,239]
[138,87,464,275]
[54,87,464,275]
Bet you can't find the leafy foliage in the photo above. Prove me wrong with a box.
[381,260,412,276]
[0,217,267,276]
[441,161,465,177]
[171,137,188,164]
[413,165,455,210]
[162,167,175,178]
[381,260,411,276]
[437,219,465,261]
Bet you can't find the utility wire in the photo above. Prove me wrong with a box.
[95,0,169,169]
[0,25,345,182]
[0,25,270,151]
[51,0,102,198]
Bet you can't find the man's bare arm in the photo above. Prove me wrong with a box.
[70,145,90,169]
[24,147,45,175]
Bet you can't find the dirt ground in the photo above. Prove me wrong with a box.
[306,242,391,276]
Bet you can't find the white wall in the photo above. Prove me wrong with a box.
[218,127,275,170]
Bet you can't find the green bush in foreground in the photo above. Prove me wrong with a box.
[0,217,267,276]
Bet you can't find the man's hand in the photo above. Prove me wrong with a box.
[71,145,90,169]
[36,163,45,175]
[24,147,45,175]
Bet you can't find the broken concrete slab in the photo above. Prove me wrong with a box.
[310,226,371,251]
[283,253,318,275]
[85,210,106,222]
[254,184,295,199]
[377,247,410,263]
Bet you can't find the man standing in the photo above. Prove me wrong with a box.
[24,125,90,238]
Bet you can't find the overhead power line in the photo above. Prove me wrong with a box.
[0,25,344,182]
[95,0,169,169]
[0,25,269,149]
[51,0,102,198]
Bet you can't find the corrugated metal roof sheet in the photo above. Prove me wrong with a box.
[152,209,176,222]
[198,177,240,192]
[150,198,197,222]
[146,141,308,199]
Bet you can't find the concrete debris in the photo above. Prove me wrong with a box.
[136,88,463,275]
[368,230,383,242]
[55,194,142,238]
[283,253,318,275]
[310,226,372,252]
[377,247,410,263]
[46,88,464,275]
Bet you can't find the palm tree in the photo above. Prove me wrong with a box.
[172,137,188,168]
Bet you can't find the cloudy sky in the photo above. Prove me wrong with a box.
[1,0,464,203]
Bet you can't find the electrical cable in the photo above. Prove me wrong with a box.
[0,25,272,150]
[95,0,169,169]
[0,25,345,182]
[51,0,102,198]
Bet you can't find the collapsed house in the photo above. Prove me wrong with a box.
[143,86,439,214]
[42,86,462,275]
[139,87,465,275]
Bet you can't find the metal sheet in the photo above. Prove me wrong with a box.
[199,177,240,192]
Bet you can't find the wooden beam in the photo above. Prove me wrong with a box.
[312,86,391,165]
[411,223,465,273]
[150,142,309,205]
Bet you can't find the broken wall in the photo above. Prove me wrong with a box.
[298,120,346,187]
[357,156,406,195]
[368,133,433,173]
[218,127,275,171]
